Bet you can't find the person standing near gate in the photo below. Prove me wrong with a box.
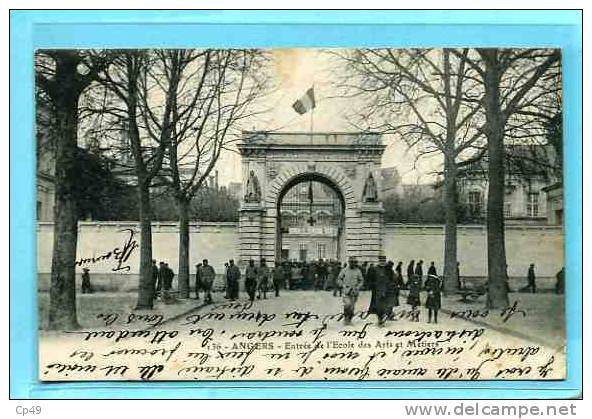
[330,260,342,297]
[526,263,537,293]
[395,261,403,289]
[199,259,215,304]
[406,260,415,287]
[257,258,270,299]
[150,260,158,300]
[163,263,175,291]
[425,273,443,324]
[368,256,392,326]
[224,261,230,299]
[272,262,284,297]
[407,272,422,321]
[337,257,364,326]
[194,263,202,300]
[226,259,241,301]
[415,260,424,287]
[81,268,93,294]
[156,261,165,296]
[245,259,258,301]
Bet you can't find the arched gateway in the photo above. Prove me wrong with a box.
[238,132,386,267]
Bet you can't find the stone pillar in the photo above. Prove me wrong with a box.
[359,202,384,263]
[238,203,265,266]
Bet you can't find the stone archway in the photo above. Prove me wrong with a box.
[271,169,351,263]
[238,131,385,266]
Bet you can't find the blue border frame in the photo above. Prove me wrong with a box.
[9,10,582,399]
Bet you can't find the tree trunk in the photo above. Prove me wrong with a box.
[177,197,190,298]
[48,90,80,330]
[481,49,510,309]
[135,183,155,310]
[442,153,458,293]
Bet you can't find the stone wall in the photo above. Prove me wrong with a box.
[37,221,563,291]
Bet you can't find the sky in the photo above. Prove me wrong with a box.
[215,48,442,186]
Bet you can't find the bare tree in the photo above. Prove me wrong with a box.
[336,48,484,291]
[463,48,561,308]
[142,49,267,298]
[97,50,178,309]
[35,50,111,329]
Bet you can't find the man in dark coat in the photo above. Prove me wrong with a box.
[150,260,159,300]
[194,263,202,299]
[407,273,422,321]
[224,262,230,299]
[366,263,376,292]
[368,256,392,326]
[406,260,415,286]
[425,274,443,324]
[245,259,258,301]
[526,263,536,293]
[395,261,403,283]
[317,260,329,290]
[163,263,174,291]
[156,261,166,294]
[415,260,424,287]
[282,262,292,291]
[427,261,437,278]
[226,259,241,301]
[389,261,401,307]
[427,262,437,291]
[360,261,369,290]
[272,263,284,297]
[81,268,93,294]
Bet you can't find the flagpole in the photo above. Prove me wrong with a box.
[310,83,314,145]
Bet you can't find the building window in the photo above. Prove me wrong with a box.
[299,243,308,262]
[504,202,512,218]
[280,248,289,261]
[527,192,539,217]
[37,201,42,221]
[317,243,326,260]
[468,191,483,216]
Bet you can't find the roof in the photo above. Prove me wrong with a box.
[459,144,558,178]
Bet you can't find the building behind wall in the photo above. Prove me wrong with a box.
[457,145,561,225]
[279,181,343,261]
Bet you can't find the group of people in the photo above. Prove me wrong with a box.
[145,256,564,320]
[196,258,281,303]
[151,260,176,301]
[337,256,443,326]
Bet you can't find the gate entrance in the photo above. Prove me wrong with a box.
[277,176,345,262]
[238,131,385,266]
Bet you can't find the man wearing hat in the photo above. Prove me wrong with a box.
[198,259,215,304]
[81,267,93,294]
[337,257,364,325]
[368,255,392,326]
[257,258,270,299]
[245,259,258,302]
[226,259,241,301]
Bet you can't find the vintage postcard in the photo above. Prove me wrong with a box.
[36,47,565,381]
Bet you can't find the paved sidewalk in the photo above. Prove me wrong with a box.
[427,291,565,350]
[38,291,205,331]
